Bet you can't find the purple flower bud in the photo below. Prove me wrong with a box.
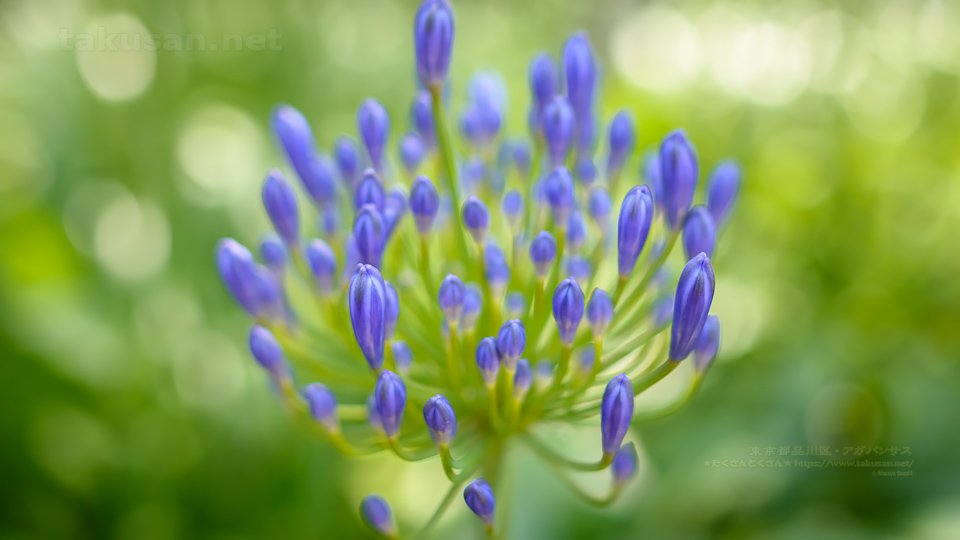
[707,161,741,225]
[606,110,635,176]
[399,132,427,174]
[411,91,436,147]
[383,187,408,238]
[542,96,575,166]
[562,31,598,127]
[354,205,385,268]
[514,358,532,399]
[529,53,558,111]
[575,157,597,187]
[463,478,496,525]
[306,238,338,294]
[462,196,490,244]
[409,175,440,235]
[355,169,386,211]
[423,394,457,445]
[553,277,585,346]
[577,346,596,374]
[414,0,455,90]
[217,239,263,317]
[358,98,390,172]
[461,156,486,194]
[334,135,359,187]
[544,167,575,229]
[460,105,501,149]
[374,369,406,438]
[566,210,586,252]
[262,170,300,246]
[496,319,525,371]
[529,231,557,278]
[248,325,286,377]
[682,205,716,259]
[617,185,654,277]
[260,235,286,271]
[271,106,337,206]
[483,243,510,296]
[534,360,554,390]
[360,494,397,537]
[461,283,483,332]
[601,373,634,456]
[694,314,720,374]
[392,340,413,375]
[438,274,466,323]
[505,291,525,319]
[641,152,662,209]
[566,255,591,285]
[383,281,400,340]
[303,382,338,431]
[511,139,532,178]
[654,292,674,328]
[612,442,639,484]
[659,130,699,229]
[588,187,612,229]
[367,394,384,433]
[501,190,524,231]
[349,264,387,371]
[576,111,597,152]
[587,288,614,339]
[304,154,338,207]
[475,337,500,386]
[670,253,715,361]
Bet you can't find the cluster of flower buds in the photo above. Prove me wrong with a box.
[216,0,742,536]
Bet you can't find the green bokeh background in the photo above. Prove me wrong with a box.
[2,0,959,538]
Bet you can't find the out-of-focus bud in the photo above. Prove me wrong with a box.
[617,185,654,277]
[260,235,286,273]
[484,243,510,298]
[586,288,613,340]
[606,110,635,177]
[349,264,387,371]
[353,204,385,268]
[534,360,554,391]
[414,0,455,90]
[399,132,427,173]
[355,169,386,211]
[659,129,698,230]
[475,337,501,386]
[367,394,384,434]
[374,370,406,438]
[553,277,585,346]
[334,135,360,187]
[360,494,397,538]
[544,166,576,229]
[303,382,339,431]
[410,175,440,235]
[566,210,586,252]
[514,358,532,400]
[642,153,662,213]
[529,53,558,114]
[575,157,597,187]
[461,283,483,333]
[391,340,413,375]
[423,394,457,446]
[654,292,674,328]
[384,281,400,340]
[461,156,485,195]
[501,190,524,232]
[529,231,557,278]
[611,442,639,485]
[601,373,634,456]
[463,478,496,526]
[588,187,611,230]
[496,319,525,371]
[262,169,300,247]
[411,91,436,147]
[670,253,715,361]
[217,239,263,317]
[682,205,716,259]
[438,274,467,324]
[383,187,407,238]
[562,31,597,127]
[511,139,531,178]
[566,255,591,285]
[306,239,338,295]
[271,105,337,207]
[694,314,720,374]
[707,161,741,226]
[462,196,490,244]
[505,291,525,319]
[542,96,575,166]
[358,98,391,172]
[248,325,287,378]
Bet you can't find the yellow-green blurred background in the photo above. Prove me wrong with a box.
[2,0,959,538]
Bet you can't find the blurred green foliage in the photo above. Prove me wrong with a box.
[2,0,959,538]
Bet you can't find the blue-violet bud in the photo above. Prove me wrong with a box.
[553,277,585,346]
[612,442,639,484]
[438,274,467,324]
[659,129,698,230]
[670,253,716,361]
[360,494,396,538]
[409,175,440,235]
[414,0,455,90]
[306,238,338,295]
[462,196,490,244]
[529,231,557,278]
[616,185,654,277]
[303,382,339,431]
[353,204,385,268]
[544,167,575,229]
[542,96,575,166]
[262,169,300,246]
[682,205,716,259]
[349,264,387,371]
[464,478,496,526]
[586,288,614,340]
[496,319,525,371]
[694,314,720,374]
[384,281,399,340]
[601,373,634,456]
[248,325,286,377]
[423,394,457,445]
[374,370,406,438]
[475,337,501,386]
[357,98,391,172]
[707,160,741,225]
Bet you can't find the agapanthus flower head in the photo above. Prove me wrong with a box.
[611,442,639,485]
[553,277,585,346]
[360,494,397,537]
[414,0,455,90]
[358,98,391,172]
[349,264,387,371]
[262,169,300,247]
[617,185,654,277]
[659,129,698,230]
[305,238,337,295]
[375,370,406,438]
[409,175,440,234]
[303,382,339,431]
[601,373,634,456]
[670,253,716,361]
[694,314,720,374]
[708,160,742,226]
[463,478,496,526]
[423,394,457,445]
[248,325,287,378]
[682,205,717,259]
